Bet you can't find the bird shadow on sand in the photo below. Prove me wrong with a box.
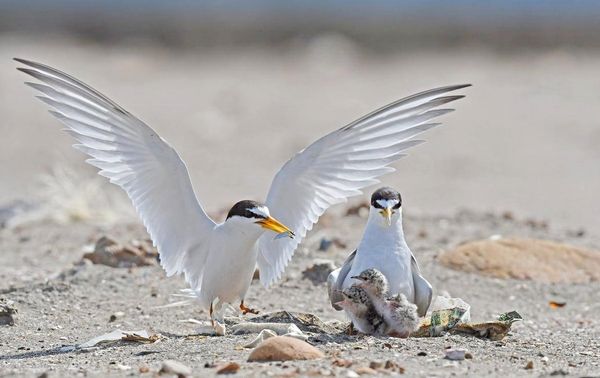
[0,342,154,362]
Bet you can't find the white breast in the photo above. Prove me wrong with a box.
[197,222,261,309]
[343,210,415,302]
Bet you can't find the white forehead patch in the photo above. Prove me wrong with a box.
[375,199,400,209]
[249,206,270,218]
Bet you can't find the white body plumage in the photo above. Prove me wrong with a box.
[343,208,414,302]
[196,220,262,311]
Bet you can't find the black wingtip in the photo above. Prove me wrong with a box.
[15,67,36,77]
[447,83,472,91]
[13,57,31,66]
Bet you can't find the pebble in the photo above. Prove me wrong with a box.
[301,259,336,284]
[354,366,377,375]
[332,358,353,367]
[247,336,324,362]
[525,361,534,369]
[216,362,240,374]
[0,301,17,326]
[445,349,467,361]
[109,311,125,322]
[159,360,192,377]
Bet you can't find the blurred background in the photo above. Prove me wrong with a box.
[0,0,599,229]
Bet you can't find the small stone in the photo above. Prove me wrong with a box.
[332,358,353,367]
[83,236,158,268]
[464,352,473,359]
[318,238,333,252]
[214,320,226,336]
[159,360,192,377]
[108,311,125,322]
[247,336,324,362]
[541,356,549,363]
[524,361,534,370]
[417,351,427,356]
[384,360,404,372]
[354,367,377,375]
[445,349,466,361]
[0,301,17,326]
[302,260,336,285]
[216,362,240,374]
[368,361,383,369]
[345,371,359,378]
[139,366,150,373]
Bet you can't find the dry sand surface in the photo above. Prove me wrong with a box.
[0,207,599,377]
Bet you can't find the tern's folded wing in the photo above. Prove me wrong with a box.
[328,249,356,310]
[16,58,216,290]
[411,253,433,317]
[257,84,470,287]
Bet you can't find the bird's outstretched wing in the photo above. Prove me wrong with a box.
[15,58,216,289]
[257,84,470,287]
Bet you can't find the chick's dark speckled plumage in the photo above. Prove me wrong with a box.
[341,286,388,335]
[352,268,420,337]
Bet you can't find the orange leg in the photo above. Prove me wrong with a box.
[210,302,214,327]
[239,300,259,315]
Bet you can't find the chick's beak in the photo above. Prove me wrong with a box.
[380,207,393,226]
[351,275,365,281]
[256,216,295,239]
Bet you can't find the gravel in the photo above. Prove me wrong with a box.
[0,208,599,377]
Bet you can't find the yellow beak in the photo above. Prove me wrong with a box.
[256,216,295,239]
[380,207,392,225]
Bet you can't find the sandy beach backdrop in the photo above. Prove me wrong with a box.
[1,34,599,229]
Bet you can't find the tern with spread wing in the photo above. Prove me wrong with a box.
[15,58,468,329]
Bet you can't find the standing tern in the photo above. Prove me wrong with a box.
[328,188,433,317]
[15,58,466,327]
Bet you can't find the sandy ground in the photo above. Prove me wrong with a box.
[1,207,599,377]
[1,36,599,229]
[1,35,599,377]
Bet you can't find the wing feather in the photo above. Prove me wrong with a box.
[257,84,470,287]
[16,58,216,290]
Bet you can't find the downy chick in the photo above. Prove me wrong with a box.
[335,286,387,335]
[353,268,419,337]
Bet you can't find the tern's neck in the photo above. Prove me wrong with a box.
[218,220,264,246]
[358,209,406,251]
